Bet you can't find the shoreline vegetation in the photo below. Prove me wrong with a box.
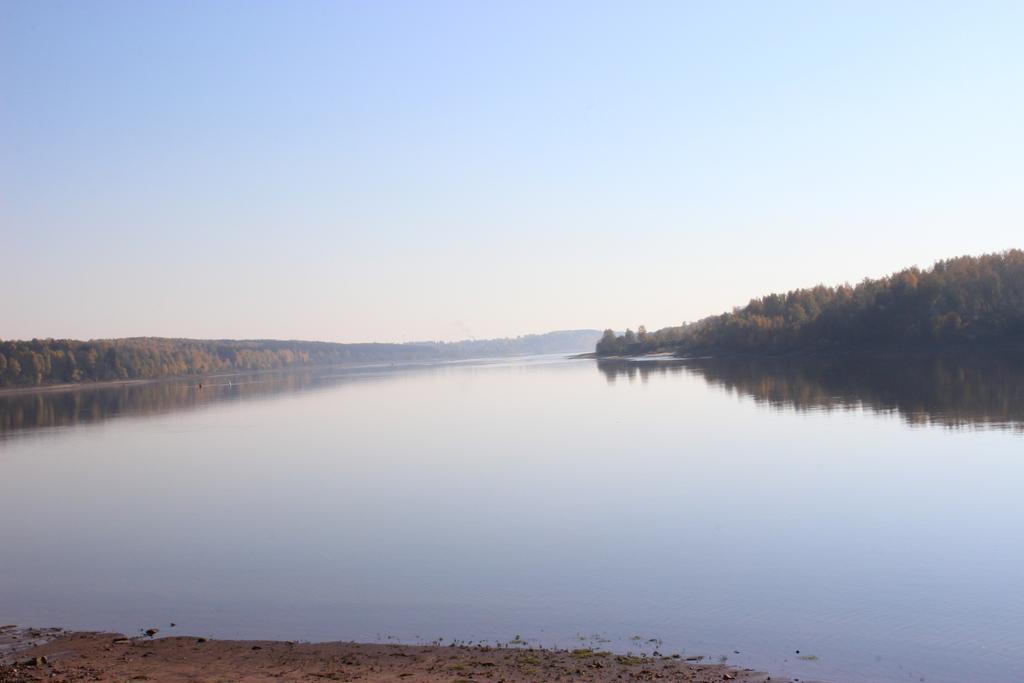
[0,628,783,683]
[595,250,1024,357]
[4,345,1021,435]
[0,330,600,390]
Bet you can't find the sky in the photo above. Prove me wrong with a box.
[2,1,1022,343]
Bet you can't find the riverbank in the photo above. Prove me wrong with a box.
[0,628,785,683]
[589,341,1024,363]
[0,353,588,397]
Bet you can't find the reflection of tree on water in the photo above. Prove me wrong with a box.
[0,373,306,436]
[0,361,516,437]
[0,367,394,437]
[597,351,1024,431]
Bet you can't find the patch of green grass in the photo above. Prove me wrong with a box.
[570,648,611,658]
[615,655,646,666]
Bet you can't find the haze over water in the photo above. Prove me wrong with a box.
[1,355,1022,683]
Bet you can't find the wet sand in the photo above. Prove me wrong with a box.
[0,628,786,683]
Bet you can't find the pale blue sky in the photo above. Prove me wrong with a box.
[3,1,1022,342]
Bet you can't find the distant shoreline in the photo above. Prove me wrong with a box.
[591,341,1024,362]
[0,376,172,397]
[0,352,596,397]
[0,331,602,393]
[5,344,1020,396]
[0,370,263,398]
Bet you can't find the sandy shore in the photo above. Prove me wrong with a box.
[0,627,787,683]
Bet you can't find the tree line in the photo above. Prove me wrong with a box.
[597,250,1024,356]
[0,330,601,387]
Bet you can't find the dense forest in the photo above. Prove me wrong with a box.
[597,250,1024,356]
[0,330,600,388]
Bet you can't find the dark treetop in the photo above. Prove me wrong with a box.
[597,250,1024,356]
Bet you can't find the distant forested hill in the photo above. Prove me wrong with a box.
[597,250,1024,356]
[0,330,601,387]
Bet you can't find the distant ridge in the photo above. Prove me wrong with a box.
[0,330,601,388]
[597,250,1024,356]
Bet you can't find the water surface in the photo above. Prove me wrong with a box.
[1,354,1022,683]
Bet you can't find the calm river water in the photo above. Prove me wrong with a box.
[1,354,1022,683]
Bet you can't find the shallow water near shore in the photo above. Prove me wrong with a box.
[1,354,1022,683]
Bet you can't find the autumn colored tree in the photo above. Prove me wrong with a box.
[595,250,1024,356]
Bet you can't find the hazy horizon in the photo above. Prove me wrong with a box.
[0,328,603,345]
[4,2,1022,343]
